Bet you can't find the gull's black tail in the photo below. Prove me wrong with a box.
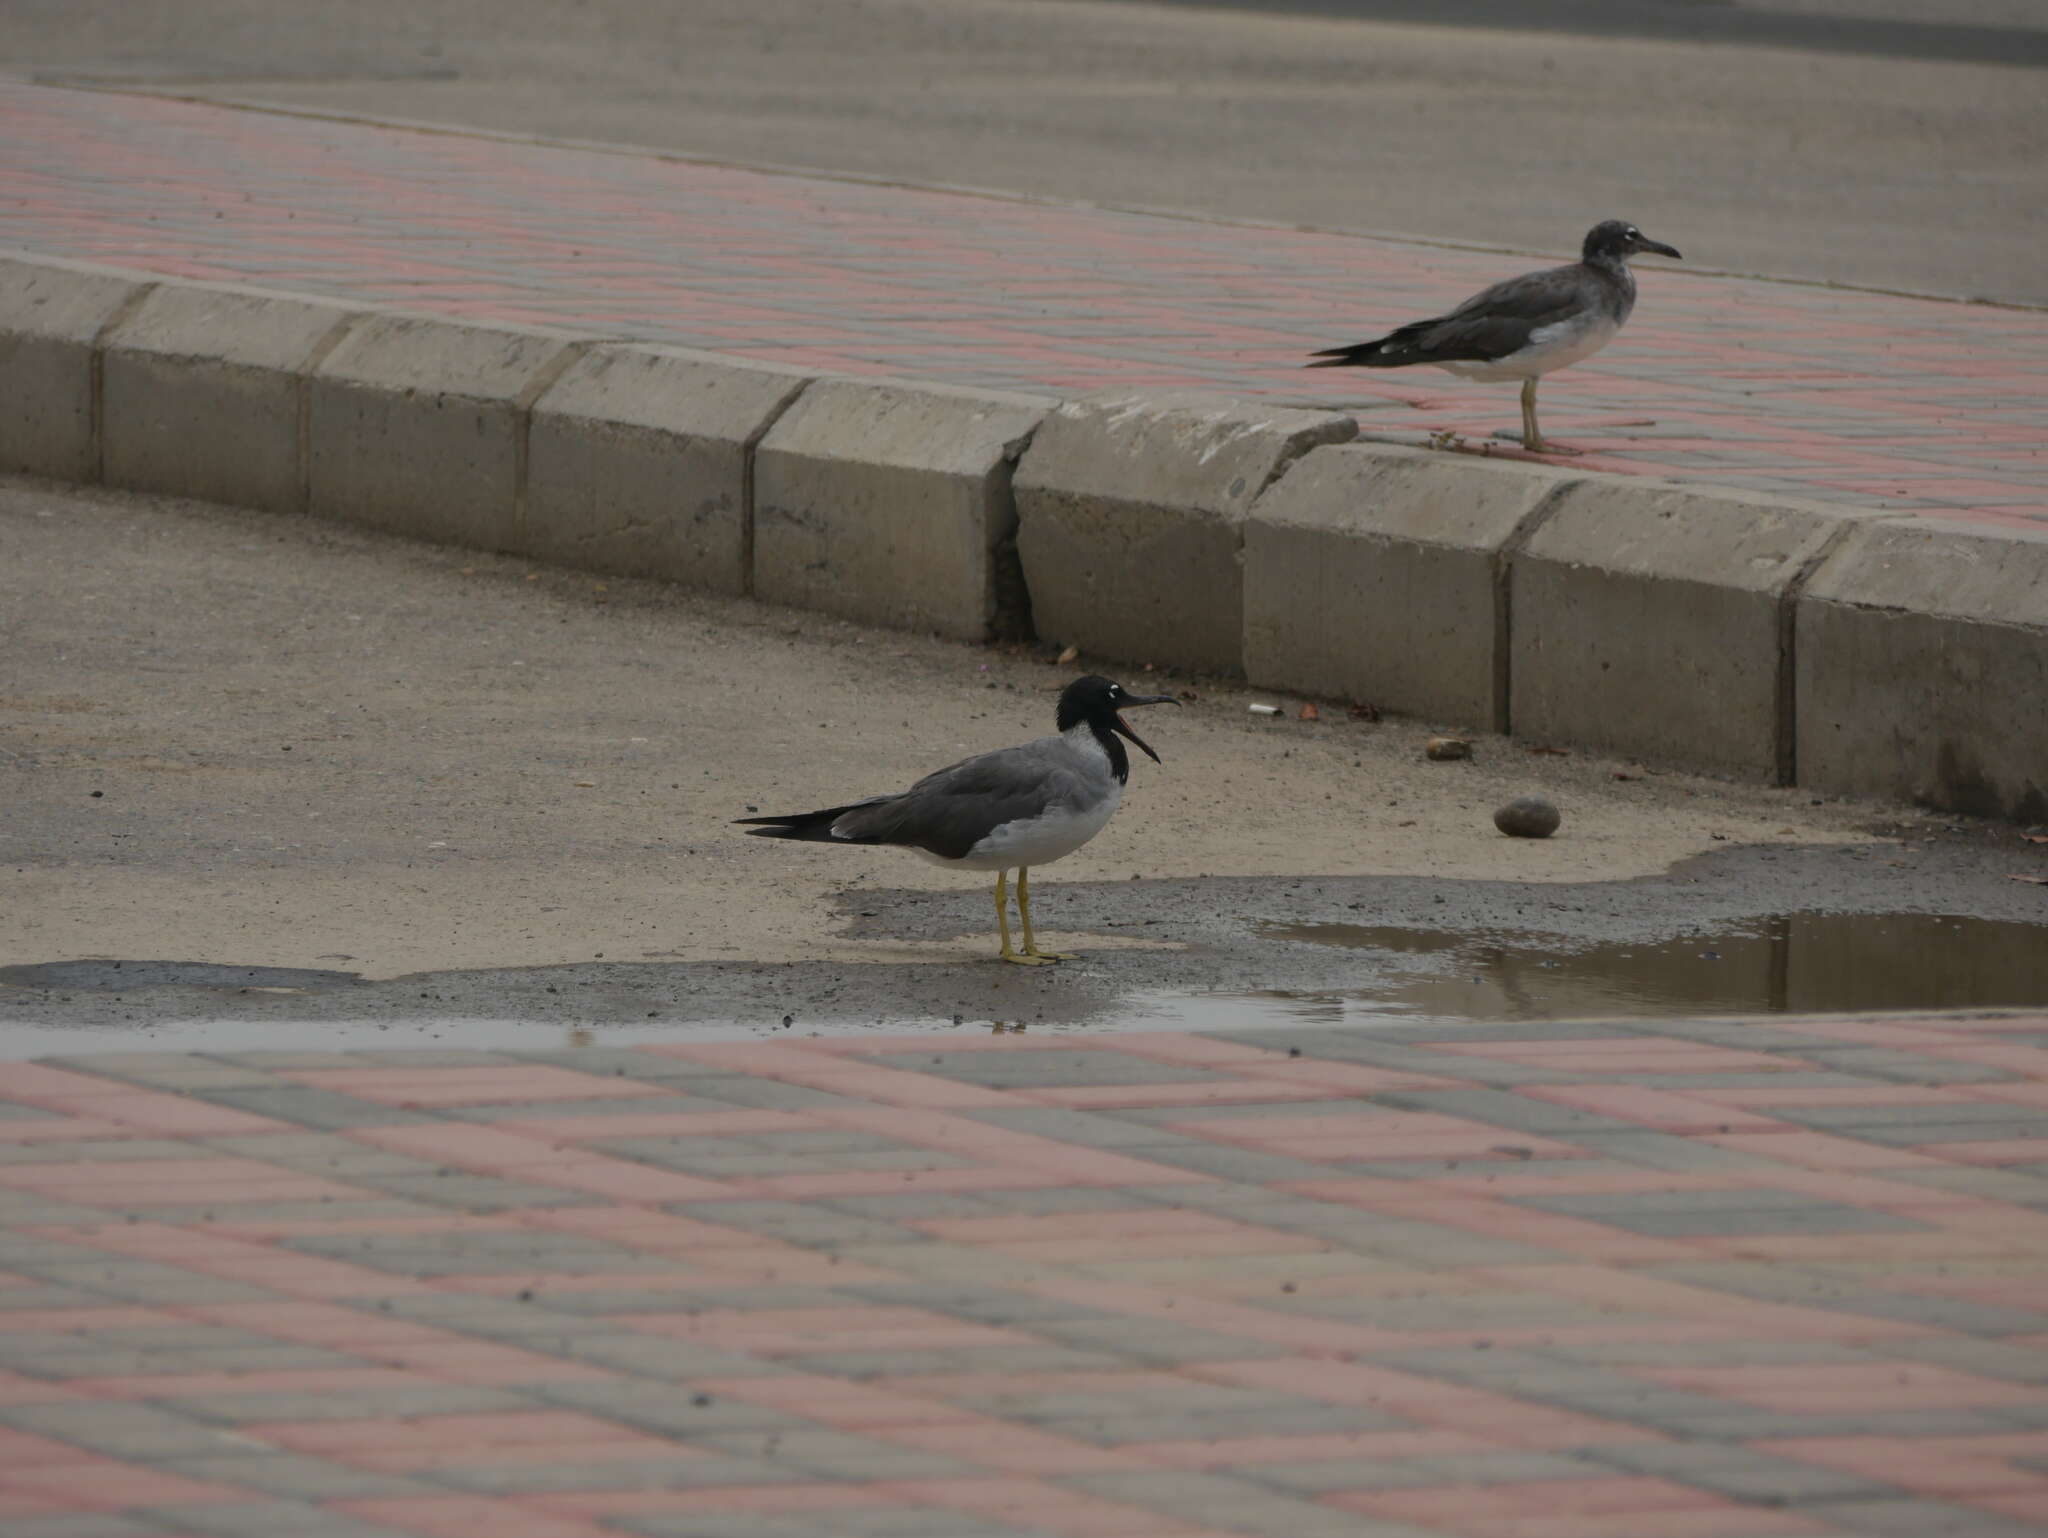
[734,803,878,843]
[1306,325,1422,369]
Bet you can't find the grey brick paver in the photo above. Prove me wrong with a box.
[1510,1188,1932,1236]
[1061,1469,1444,1538]
[183,1087,437,1130]
[678,1079,874,1112]
[1584,1442,1904,1505]
[810,1339,1136,1375]
[36,1056,280,1089]
[335,1292,620,1337]
[193,1135,444,1176]
[1887,1336,2048,1384]
[1042,1399,1414,1445]
[836,1284,1106,1325]
[170,1385,537,1425]
[546,1333,784,1380]
[0,1140,199,1167]
[1025,1315,1274,1365]
[349,1171,600,1211]
[2,1519,179,1538]
[1563,1130,1786,1171]
[20,1266,279,1305]
[141,1501,417,1538]
[1796,1049,2015,1085]
[0,1402,262,1459]
[951,1185,1176,1217]
[861,1050,1220,1088]
[1773,1105,2048,1143]
[694,1428,981,1480]
[531,1380,822,1436]
[824,1517,1062,1538]
[282,1229,668,1276]
[1795,1499,2048,1537]
[665,1201,923,1248]
[432,1454,791,1494]
[152,1453,438,1501]
[957,1106,1188,1149]
[1105,1143,1349,1182]
[0,1284,117,1310]
[1248,1449,1606,1494]
[612,1518,827,1538]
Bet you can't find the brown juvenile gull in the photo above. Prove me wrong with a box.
[1307,219,1682,454]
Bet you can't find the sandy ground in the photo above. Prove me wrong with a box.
[3,0,2043,304]
[0,475,1923,981]
[10,478,2048,1043]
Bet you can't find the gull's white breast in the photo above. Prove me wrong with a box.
[1437,313,1621,383]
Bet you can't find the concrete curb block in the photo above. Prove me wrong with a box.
[1244,442,1578,729]
[309,311,594,552]
[2,246,2039,819]
[1015,392,1357,675]
[1798,519,2048,821]
[0,252,154,482]
[753,377,1048,641]
[101,282,360,514]
[1508,481,1886,781]
[527,343,814,596]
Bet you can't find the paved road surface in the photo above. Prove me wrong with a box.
[3,0,2043,304]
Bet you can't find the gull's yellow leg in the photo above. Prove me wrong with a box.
[1521,378,1579,456]
[995,870,1055,965]
[1017,867,1075,961]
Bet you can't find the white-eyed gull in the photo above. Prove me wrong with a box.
[1307,219,1682,454]
[737,676,1179,965]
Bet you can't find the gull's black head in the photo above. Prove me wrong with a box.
[1055,674,1180,764]
[1584,220,1683,265]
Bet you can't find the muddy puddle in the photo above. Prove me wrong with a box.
[3,910,2043,1055]
[1168,911,2048,1030]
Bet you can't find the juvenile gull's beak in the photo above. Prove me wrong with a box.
[1111,693,1181,763]
[1637,236,1683,261]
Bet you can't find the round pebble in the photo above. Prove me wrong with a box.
[1494,795,1561,838]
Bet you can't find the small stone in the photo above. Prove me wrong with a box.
[1493,795,1561,838]
[1425,736,1472,761]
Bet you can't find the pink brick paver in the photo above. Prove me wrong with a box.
[2,80,2043,532]
[3,1012,2047,1535]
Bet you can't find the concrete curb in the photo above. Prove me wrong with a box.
[101,280,360,514]
[1243,442,1577,731]
[1510,482,1883,782]
[1015,391,1357,675]
[527,342,814,595]
[1798,518,2048,822]
[754,377,1048,641]
[308,311,596,553]
[0,253,154,482]
[4,249,2039,819]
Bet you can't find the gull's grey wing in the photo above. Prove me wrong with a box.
[830,737,1096,861]
[1312,260,1628,369]
[1394,264,1609,363]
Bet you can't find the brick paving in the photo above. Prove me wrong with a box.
[2,1013,2046,1536]
[1,80,2044,531]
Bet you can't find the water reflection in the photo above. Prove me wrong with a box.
[1253,912,2048,1022]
